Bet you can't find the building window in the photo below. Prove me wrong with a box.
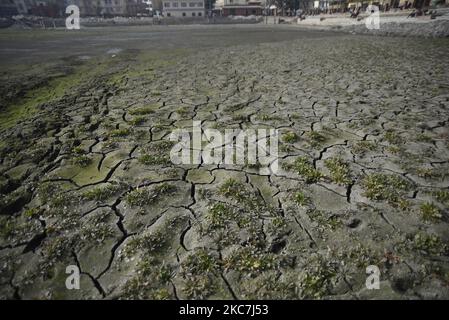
[181,2,187,7]
[189,2,195,7]
[182,12,186,16]
[173,2,178,7]
[192,12,195,16]
[167,12,171,16]
[164,2,170,7]
[198,12,202,16]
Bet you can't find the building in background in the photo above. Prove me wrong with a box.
[65,0,100,15]
[162,0,205,17]
[218,0,265,16]
[2,0,447,17]
[0,0,19,16]
[31,0,64,17]
[126,0,148,15]
[13,0,36,14]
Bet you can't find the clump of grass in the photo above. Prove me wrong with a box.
[324,157,351,186]
[138,154,170,166]
[83,184,121,202]
[123,231,167,257]
[420,202,442,222]
[415,167,435,179]
[130,116,146,126]
[71,146,85,155]
[232,114,247,122]
[24,208,40,219]
[387,145,401,154]
[149,140,176,152]
[433,190,449,206]
[110,128,130,137]
[259,114,282,121]
[352,141,377,154]
[416,133,433,143]
[223,247,275,275]
[129,106,155,115]
[307,131,327,147]
[293,191,309,206]
[298,256,337,299]
[308,210,342,230]
[121,257,173,299]
[285,157,322,184]
[207,202,236,229]
[241,272,298,299]
[72,154,92,167]
[413,233,447,255]
[362,173,412,204]
[0,218,15,239]
[384,129,403,145]
[183,275,215,299]
[282,132,298,144]
[156,264,174,284]
[182,249,219,276]
[337,244,380,269]
[176,107,189,115]
[219,179,249,202]
[125,183,176,207]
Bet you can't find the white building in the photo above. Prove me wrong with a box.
[215,0,266,16]
[162,0,205,17]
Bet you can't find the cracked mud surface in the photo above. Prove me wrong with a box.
[0,25,449,300]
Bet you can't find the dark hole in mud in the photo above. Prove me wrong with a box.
[391,277,413,294]
[22,232,46,254]
[347,218,362,229]
[270,239,287,254]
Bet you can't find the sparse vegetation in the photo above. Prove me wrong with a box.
[206,202,236,230]
[223,247,276,275]
[110,128,131,137]
[413,233,447,255]
[285,157,322,184]
[72,154,92,167]
[138,154,170,166]
[384,129,403,145]
[352,141,377,154]
[83,184,121,202]
[308,209,342,230]
[129,106,155,115]
[434,190,449,206]
[183,275,215,299]
[125,183,176,207]
[298,256,337,299]
[182,249,219,276]
[219,179,249,202]
[293,191,309,206]
[130,116,146,126]
[282,132,298,144]
[362,173,412,205]
[324,157,351,186]
[420,202,442,222]
[307,131,327,147]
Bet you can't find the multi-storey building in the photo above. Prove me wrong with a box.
[218,0,265,16]
[162,0,205,17]
[65,0,100,15]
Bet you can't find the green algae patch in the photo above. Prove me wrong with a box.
[0,55,124,131]
[0,67,85,130]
